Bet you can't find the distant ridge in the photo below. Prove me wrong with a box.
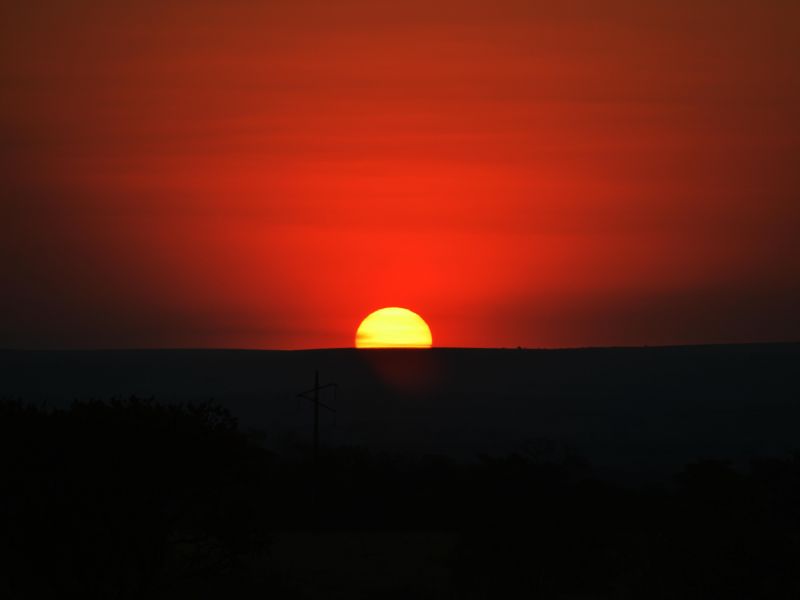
[3,340,798,352]
[2,342,798,480]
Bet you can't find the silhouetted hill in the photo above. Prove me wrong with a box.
[2,343,798,479]
[4,395,800,598]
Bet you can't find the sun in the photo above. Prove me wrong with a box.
[355,307,433,349]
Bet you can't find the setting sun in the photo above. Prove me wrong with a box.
[355,307,433,349]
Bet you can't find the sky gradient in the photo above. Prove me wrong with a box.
[2,0,799,349]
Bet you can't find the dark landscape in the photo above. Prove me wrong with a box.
[2,343,800,597]
[3,1,799,596]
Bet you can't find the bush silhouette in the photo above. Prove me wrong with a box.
[3,398,800,598]
[0,398,270,598]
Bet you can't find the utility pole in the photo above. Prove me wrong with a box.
[297,371,337,527]
[297,370,337,469]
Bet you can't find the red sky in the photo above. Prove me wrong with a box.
[1,0,799,349]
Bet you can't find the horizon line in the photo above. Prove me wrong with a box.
[1,340,799,353]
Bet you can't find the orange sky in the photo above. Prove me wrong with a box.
[2,0,799,348]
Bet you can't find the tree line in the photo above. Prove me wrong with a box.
[1,397,799,598]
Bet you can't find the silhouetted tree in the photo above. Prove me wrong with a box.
[0,398,271,598]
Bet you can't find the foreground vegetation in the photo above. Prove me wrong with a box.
[1,398,799,598]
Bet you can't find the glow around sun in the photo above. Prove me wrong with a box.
[355,307,433,349]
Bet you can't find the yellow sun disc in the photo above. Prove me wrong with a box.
[355,307,433,349]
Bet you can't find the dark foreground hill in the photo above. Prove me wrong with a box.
[1,343,799,598]
[2,343,798,479]
[3,394,800,598]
